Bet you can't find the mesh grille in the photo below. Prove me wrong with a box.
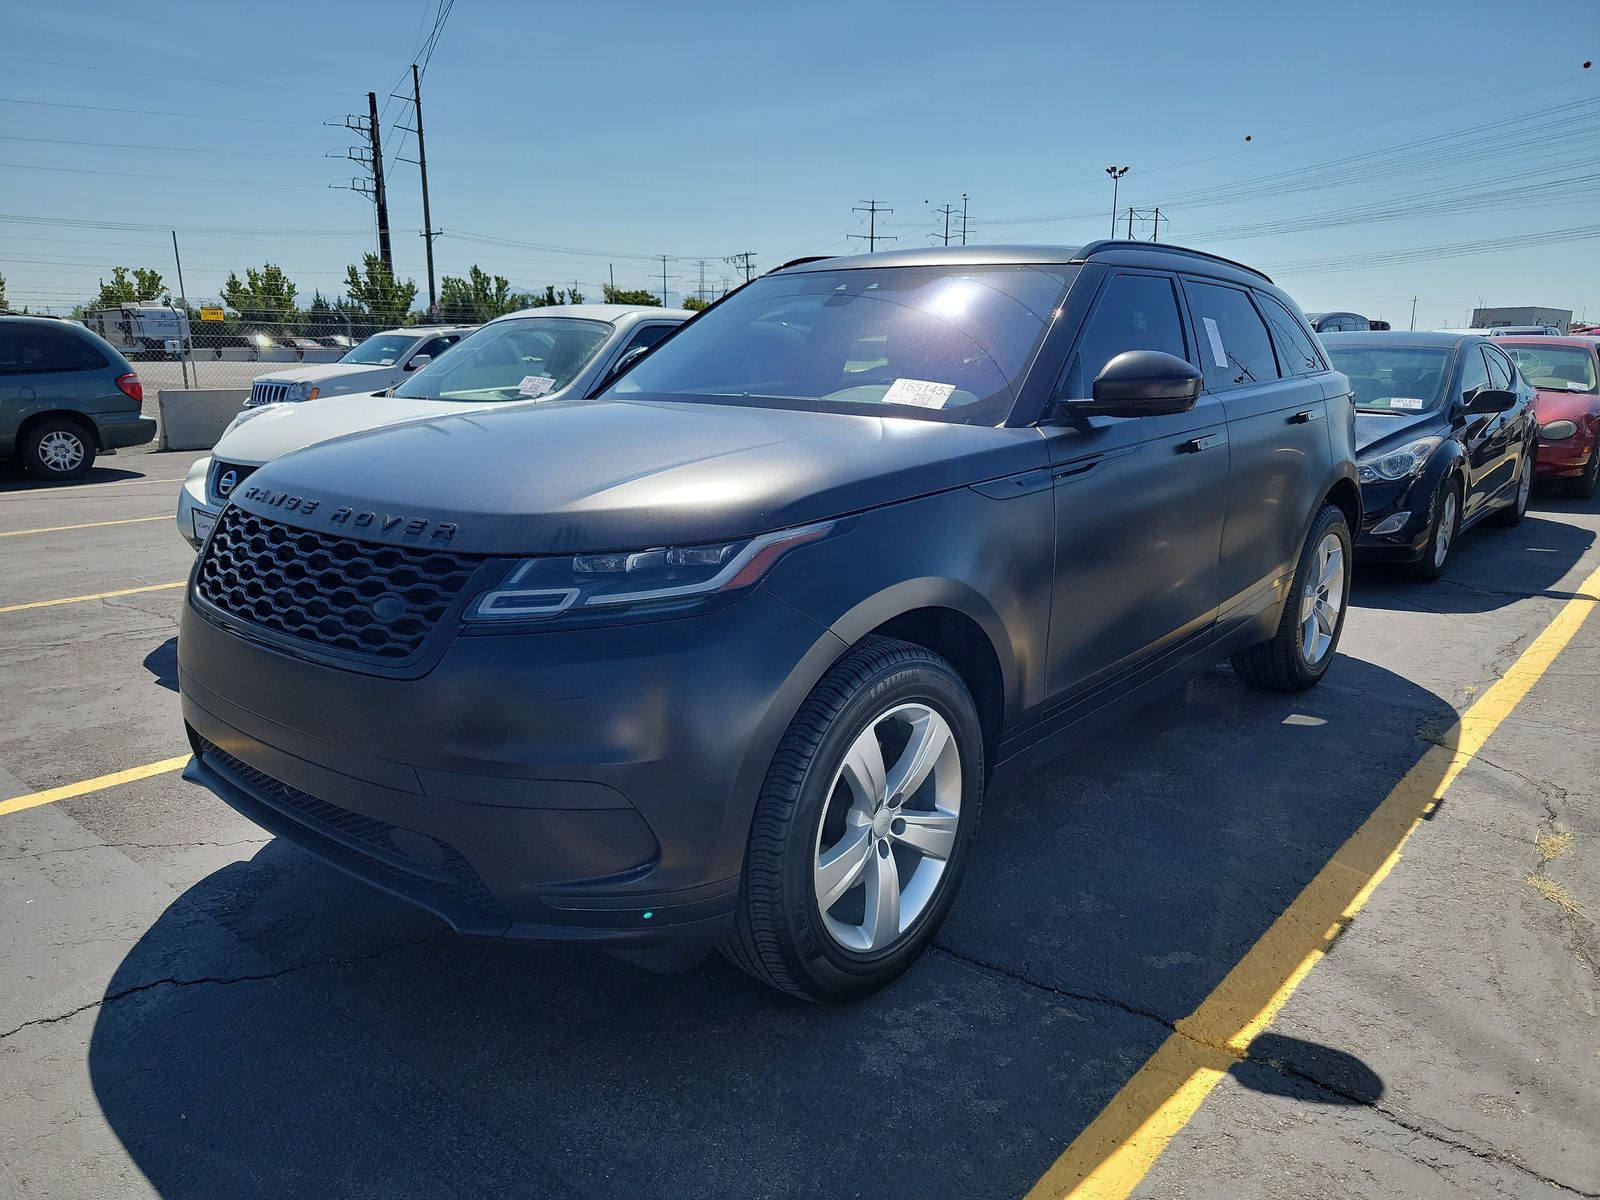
[200,738,501,914]
[194,505,482,661]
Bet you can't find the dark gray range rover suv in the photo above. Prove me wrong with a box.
[180,242,1359,1001]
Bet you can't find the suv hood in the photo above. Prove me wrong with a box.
[254,362,395,387]
[231,399,1046,555]
[213,393,469,465]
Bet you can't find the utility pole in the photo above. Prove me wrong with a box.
[725,251,756,283]
[1150,207,1161,242]
[1127,206,1135,240]
[696,260,708,303]
[959,193,969,245]
[1105,166,1129,238]
[849,200,895,253]
[932,203,958,246]
[326,98,391,272]
[1410,296,1419,331]
[409,65,439,320]
[608,263,615,295]
[170,230,191,388]
[660,255,670,306]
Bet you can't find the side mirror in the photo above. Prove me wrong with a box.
[404,354,431,371]
[1065,350,1202,418]
[602,344,650,387]
[1462,388,1515,415]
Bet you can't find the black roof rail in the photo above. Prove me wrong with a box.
[771,255,835,273]
[1076,239,1273,284]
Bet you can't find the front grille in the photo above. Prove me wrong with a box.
[200,738,501,914]
[206,459,257,505]
[247,381,292,407]
[195,505,483,661]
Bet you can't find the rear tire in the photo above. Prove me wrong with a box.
[20,417,96,481]
[1564,449,1599,500]
[1490,452,1532,526]
[721,635,984,1003]
[1230,504,1351,692]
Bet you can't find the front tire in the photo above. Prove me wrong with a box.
[20,418,95,481]
[1399,476,1460,581]
[721,636,984,1003]
[1230,504,1351,692]
[1564,448,1599,500]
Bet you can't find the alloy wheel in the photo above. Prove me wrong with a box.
[1434,490,1458,570]
[38,430,86,474]
[1299,533,1346,667]
[1517,456,1533,514]
[812,702,962,953]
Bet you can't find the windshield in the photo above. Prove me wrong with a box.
[605,264,1076,424]
[340,334,417,366]
[1501,344,1597,394]
[1328,345,1452,413]
[392,317,612,403]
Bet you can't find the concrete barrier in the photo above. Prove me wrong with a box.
[158,388,250,451]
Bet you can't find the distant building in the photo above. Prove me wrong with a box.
[1471,306,1571,333]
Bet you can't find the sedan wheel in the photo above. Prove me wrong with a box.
[723,636,984,1002]
[1491,453,1532,526]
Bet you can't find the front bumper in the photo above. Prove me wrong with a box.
[176,471,218,550]
[98,412,157,450]
[179,585,845,948]
[1355,478,1431,562]
[1534,435,1593,479]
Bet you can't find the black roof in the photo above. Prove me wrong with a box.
[1320,331,1480,350]
[777,240,1273,285]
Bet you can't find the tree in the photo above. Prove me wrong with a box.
[523,283,585,308]
[93,266,168,308]
[438,265,520,323]
[682,297,710,311]
[342,254,418,326]
[0,272,7,309]
[220,263,299,329]
[601,284,661,307]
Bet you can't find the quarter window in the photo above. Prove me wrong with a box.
[1458,347,1492,403]
[1058,273,1188,399]
[1482,345,1514,391]
[620,324,674,356]
[1184,281,1282,390]
[1256,293,1325,376]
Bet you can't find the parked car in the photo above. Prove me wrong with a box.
[1494,336,1600,498]
[177,306,690,547]
[1308,311,1371,333]
[244,325,477,407]
[0,315,157,481]
[179,242,1360,1002]
[1324,332,1537,579]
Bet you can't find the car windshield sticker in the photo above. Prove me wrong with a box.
[379,357,395,366]
[518,375,557,397]
[1387,396,1425,410]
[883,378,956,408]
[1202,317,1228,368]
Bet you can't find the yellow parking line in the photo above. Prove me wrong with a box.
[0,476,186,498]
[0,755,191,819]
[1029,559,1600,1200]
[0,515,169,538]
[0,581,184,614]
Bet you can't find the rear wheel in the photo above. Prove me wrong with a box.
[1400,477,1460,581]
[1490,452,1532,526]
[1564,448,1599,500]
[721,636,984,1003]
[1230,504,1351,692]
[20,417,95,481]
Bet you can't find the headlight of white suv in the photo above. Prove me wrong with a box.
[1540,419,1577,440]
[468,521,836,621]
[1358,436,1444,484]
[287,382,319,403]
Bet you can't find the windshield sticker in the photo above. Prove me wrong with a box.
[518,375,557,397]
[883,378,956,409]
[1387,396,1425,410]
[1202,318,1228,368]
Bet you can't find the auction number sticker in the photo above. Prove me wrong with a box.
[518,375,557,397]
[1387,396,1425,410]
[1201,317,1228,368]
[883,378,956,408]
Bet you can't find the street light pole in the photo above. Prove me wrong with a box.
[1105,166,1129,238]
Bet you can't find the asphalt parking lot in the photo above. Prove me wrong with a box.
[1,445,1595,1200]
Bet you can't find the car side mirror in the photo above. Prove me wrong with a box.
[601,344,650,387]
[1064,350,1202,418]
[1463,387,1515,416]
[404,354,431,371]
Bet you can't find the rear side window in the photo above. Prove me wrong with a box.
[619,323,675,356]
[1256,293,1325,375]
[0,325,109,375]
[1184,281,1281,390]
[1459,347,1492,403]
[1057,272,1188,398]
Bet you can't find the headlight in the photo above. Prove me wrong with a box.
[1540,419,1577,440]
[1358,436,1444,483]
[287,382,319,403]
[468,521,836,621]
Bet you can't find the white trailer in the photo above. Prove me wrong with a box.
[84,304,192,358]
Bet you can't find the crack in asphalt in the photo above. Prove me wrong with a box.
[0,837,268,862]
[933,943,1600,1198]
[0,929,446,1044]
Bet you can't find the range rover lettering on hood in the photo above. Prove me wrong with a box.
[239,484,459,544]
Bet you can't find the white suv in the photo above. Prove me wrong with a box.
[245,326,476,407]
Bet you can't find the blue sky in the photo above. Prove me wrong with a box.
[4,0,1596,327]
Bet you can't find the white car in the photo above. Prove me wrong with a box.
[244,326,478,407]
[179,305,693,548]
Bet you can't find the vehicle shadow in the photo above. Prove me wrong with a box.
[87,657,1447,1199]
[142,637,178,692]
[1355,514,1596,615]
[0,462,153,492]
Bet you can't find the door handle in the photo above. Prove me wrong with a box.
[1288,408,1323,424]
[1178,433,1225,454]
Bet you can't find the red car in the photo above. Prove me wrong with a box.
[1495,336,1600,498]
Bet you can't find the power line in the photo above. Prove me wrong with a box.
[0,53,355,96]
[0,134,321,159]
[0,161,327,189]
[849,200,895,253]
[0,96,321,125]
